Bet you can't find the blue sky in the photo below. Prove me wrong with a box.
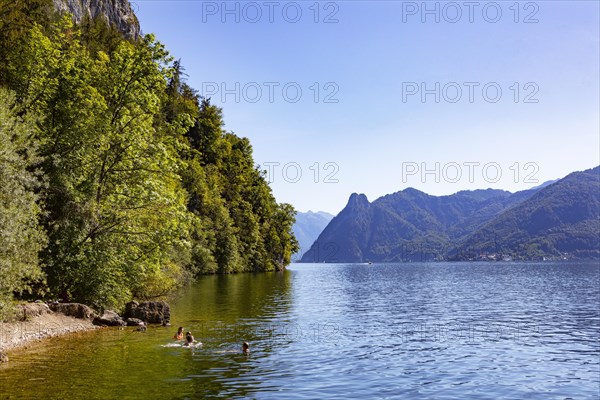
[134,0,599,214]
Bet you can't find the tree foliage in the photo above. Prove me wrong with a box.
[0,3,298,312]
[0,89,46,319]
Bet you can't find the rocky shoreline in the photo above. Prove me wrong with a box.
[0,312,97,355]
[0,301,171,362]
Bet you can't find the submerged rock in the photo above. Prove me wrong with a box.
[0,353,7,363]
[125,318,145,327]
[124,301,170,325]
[49,303,96,320]
[93,310,126,327]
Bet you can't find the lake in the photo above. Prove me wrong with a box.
[1,262,599,399]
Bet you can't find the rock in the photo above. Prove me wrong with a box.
[49,303,96,320]
[136,325,147,332]
[124,301,170,325]
[52,0,140,39]
[0,353,8,363]
[124,301,139,319]
[15,303,51,321]
[93,310,126,327]
[125,318,145,327]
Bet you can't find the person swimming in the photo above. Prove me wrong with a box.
[174,327,184,340]
[242,342,250,354]
[184,332,195,346]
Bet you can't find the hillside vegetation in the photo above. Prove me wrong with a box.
[0,0,298,317]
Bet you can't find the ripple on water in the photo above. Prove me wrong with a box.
[1,262,599,399]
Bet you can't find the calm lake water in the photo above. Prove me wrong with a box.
[1,262,599,399]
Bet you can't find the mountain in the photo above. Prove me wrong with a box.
[300,189,533,263]
[301,166,599,263]
[53,0,140,38]
[530,179,560,191]
[292,211,335,261]
[454,167,600,260]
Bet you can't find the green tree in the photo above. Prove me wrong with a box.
[0,0,55,89]
[265,203,299,270]
[11,20,193,310]
[0,6,300,313]
[0,89,46,319]
[182,98,298,274]
[46,34,193,309]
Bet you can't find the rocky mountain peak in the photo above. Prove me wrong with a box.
[347,193,369,209]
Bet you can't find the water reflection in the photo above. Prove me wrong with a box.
[167,270,294,398]
[1,263,599,399]
[0,271,293,400]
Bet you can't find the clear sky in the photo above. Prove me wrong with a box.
[133,0,599,215]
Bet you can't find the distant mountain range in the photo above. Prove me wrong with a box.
[300,166,599,262]
[292,211,335,261]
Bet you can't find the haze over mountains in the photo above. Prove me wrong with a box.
[300,166,599,263]
[292,211,334,261]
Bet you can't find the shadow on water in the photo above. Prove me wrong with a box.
[0,270,293,400]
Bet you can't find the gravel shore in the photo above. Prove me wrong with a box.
[0,312,97,353]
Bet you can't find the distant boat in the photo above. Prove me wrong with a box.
[367,261,373,265]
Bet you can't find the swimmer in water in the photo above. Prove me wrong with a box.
[174,327,184,340]
[242,342,250,354]
[184,332,195,346]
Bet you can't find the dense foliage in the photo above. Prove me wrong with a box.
[0,89,46,320]
[0,0,298,315]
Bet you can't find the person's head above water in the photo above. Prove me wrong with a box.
[242,342,250,353]
[186,332,194,343]
[174,327,184,340]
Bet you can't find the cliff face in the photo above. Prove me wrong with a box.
[53,0,140,39]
